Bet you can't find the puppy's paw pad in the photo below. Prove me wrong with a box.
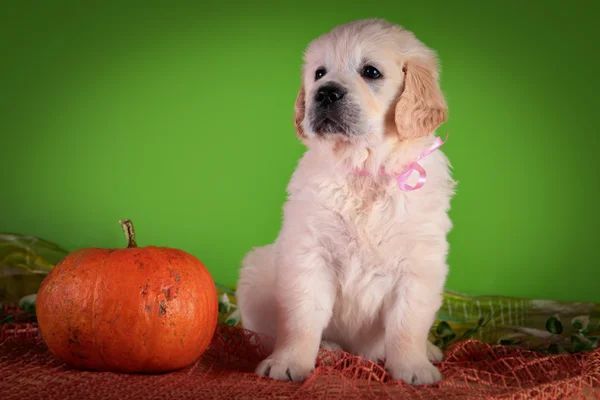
[320,340,343,352]
[427,341,444,362]
[256,355,315,382]
[387,360,442,385]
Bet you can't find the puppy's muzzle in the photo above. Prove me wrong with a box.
[315,83,347,106]
[310,82,357,136]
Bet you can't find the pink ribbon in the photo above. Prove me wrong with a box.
[352,135,447,192]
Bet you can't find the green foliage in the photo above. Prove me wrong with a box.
[0,233,69,303]
[432,321,457,350]
[218,293,231,314]
[530,315,600,354]
[572,316,590,332]
[570,335,588,353]
[0,232,598,360]
[18,294,37,316]
[546,316,563,335]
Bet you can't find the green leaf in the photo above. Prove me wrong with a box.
[434,338,444,349]
[588,336,599,349]
[546,316,563,335]
[24,304,36,315]
[218,293,231,314]
[218,302,228,314]
[571,335,589,353]
[571,315,590,332]
[215,282,236,296]
[224,310,240,327]
[442,332,456,345]
[435,321,454,338]
[18,294,36,308]
[16,294,37,315]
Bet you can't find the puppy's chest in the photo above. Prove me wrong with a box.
[323,183,417,337]
[321,177,408,249]
[332,254,398,323]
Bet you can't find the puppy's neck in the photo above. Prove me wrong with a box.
[313,134,437,176]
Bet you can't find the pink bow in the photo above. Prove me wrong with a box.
[352,135,447,192]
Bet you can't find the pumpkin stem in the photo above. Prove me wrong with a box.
[119,219,138,248]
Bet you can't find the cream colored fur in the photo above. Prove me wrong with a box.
[236,19,456,385]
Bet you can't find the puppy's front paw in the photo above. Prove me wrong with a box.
[256,351,315,382]
[386,358,442,385]
[427,341,444,362]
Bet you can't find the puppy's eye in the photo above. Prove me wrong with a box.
[315,68,327,81]
[362,65,382,79]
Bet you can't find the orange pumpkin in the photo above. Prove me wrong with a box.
[36,220,218,373]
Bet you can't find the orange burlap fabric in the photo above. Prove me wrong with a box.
[1,321,600,399]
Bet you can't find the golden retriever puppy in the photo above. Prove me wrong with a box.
[236,18,455,385]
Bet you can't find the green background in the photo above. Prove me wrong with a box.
[1,1,598,303]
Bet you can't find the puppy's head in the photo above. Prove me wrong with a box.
[294,19,447,147]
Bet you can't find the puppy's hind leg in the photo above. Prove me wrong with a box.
[236,245,278,340]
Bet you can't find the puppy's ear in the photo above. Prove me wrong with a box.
[293,86,307,139]
[394,60,447,140]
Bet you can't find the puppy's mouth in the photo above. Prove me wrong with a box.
[310,106,361,137]
[312,116,347,135]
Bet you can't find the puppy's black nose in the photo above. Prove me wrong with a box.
[315,84,346,105]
